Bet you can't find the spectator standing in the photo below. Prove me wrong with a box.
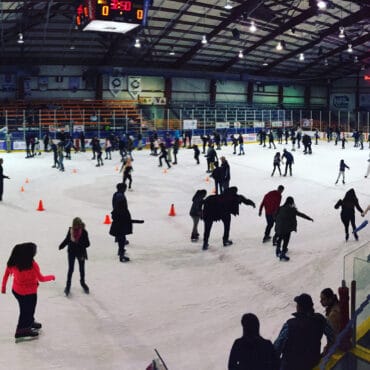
[320,288,342,337]
[274,293,334,370]
[228,313,279,370]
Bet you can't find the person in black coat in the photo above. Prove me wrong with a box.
[0,158,10,201]
[109,199,144,262]
[210,162,223,195]
[220,156,231,192]
[59,217,90,296]
[202,187,255,250]
[228,313,279,370]
[189,189,207,242]
[282,149,294,176]
[158,142,171,169]
[192,144,200,164]
[274,197,313,261]
[334,188,363,241]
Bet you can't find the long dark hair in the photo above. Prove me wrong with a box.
[7,242,37,271]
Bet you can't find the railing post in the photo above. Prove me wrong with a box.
[23,110,26,141]
[125,110,128,133]
[98,109,100,139]
[319,111,322,132]
[39,109,41,139]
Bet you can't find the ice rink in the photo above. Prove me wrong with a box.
[0,139,369,370]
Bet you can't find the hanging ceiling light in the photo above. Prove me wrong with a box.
[324,58,328,66]
[17,33,24,44]
[354,56,358,63]
[347,43,353,53]
[224,0,233,10]
[317,1,327,9]
[238,50,243,59]
[134,38,141,48]
[201,35,207,45]
[339,27,345,39]
[299,53,305,61]
[169,46,175,56]
[249,20,257,33]
[262,60,268,66]
[276,41,283,51]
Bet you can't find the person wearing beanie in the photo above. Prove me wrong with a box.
[274,293,334,370]
[228,313,279,370]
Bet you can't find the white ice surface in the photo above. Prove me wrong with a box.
[0,141,369,370]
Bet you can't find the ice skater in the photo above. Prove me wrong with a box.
[109,199,144,262]
[274,196,313,261]
[120,157,133,190]
[59,217,90,296]
[189,189,207,242]
[158,142,171,169]
[364,153,370,178]
[282,149,294,176]
[202,187,255,250]
[334,188,364,241]
[1,242,55,341]
[0,158,10,201]
[335,159,349,185]
[192,144,200,164]
[271,152,282,177]
[238,133,245,155]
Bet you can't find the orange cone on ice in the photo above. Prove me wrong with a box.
[25,178,29,184]
[103,214,112,224]
[168,204,176,216]
[36,200,45,211]
[72,168,77,173]
[163,168,168,174]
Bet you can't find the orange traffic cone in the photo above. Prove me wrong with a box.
[36,200,45,211]
[163,168,168,174]
[103,214,112,224]
[72,168,77,173]
[25,178,29,184]
[168,204,176,216]
[20,186,25,192]
[205,176,209,182]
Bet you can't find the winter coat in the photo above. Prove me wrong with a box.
[326,302,342,336]
[110,206,133,237]
[189,191,205,217]
[334,190,363,218]
[274,205,312,235]
[228,335,279,370]
[259,190,282,216]
[59,227,90,260]
[274,312,334,370]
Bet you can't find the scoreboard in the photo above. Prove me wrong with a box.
[76,0,150,33]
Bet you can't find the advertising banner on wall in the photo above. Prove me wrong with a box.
[330,94,355,110]
[216,122,230,129]
[109,76,124,97]
[253,121,265,128]
[128,76,142,99]
[359,94,370,108]
[183,119,197,129]
[138,96,166,105]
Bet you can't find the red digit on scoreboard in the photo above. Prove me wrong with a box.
[121,1,132,11]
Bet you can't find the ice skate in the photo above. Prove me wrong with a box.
[80,281,89,294]
[31,321,42,330]
[15,329,39,343]
[279,254,290,261]
[223,240,233,247]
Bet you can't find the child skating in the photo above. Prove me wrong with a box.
[1,242,55,342]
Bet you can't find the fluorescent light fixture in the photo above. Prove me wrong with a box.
[224,0,233,10]
[317,1,327,9]
[169,47,175,56]
[249,20,257,33]
[82,20,139,34]
[202,35,207,44]
[347,43,353,53]
[299,53,304,61]
[262,61,268,66]
[238,50,243,58]
[17,33,24,44]
[134,38,141,48]
[276,41,283,51]
[339,27,345,38]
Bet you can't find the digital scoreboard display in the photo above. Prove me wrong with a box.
[76,0,149,33]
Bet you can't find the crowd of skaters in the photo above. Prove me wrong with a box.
[0,126,369,369]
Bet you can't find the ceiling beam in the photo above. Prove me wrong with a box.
[256,9,370,74]
[175,0,265,68]
[220,5,319,72]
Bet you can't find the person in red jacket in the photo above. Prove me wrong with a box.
[259,185,284,244]
[1,242,55,341]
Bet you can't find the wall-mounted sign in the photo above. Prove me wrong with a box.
[330,94,354,110]
[183,119,197,130]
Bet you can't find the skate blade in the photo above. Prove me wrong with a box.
[15,336,39,343]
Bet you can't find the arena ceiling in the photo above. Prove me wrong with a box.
[0,0,369,82]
